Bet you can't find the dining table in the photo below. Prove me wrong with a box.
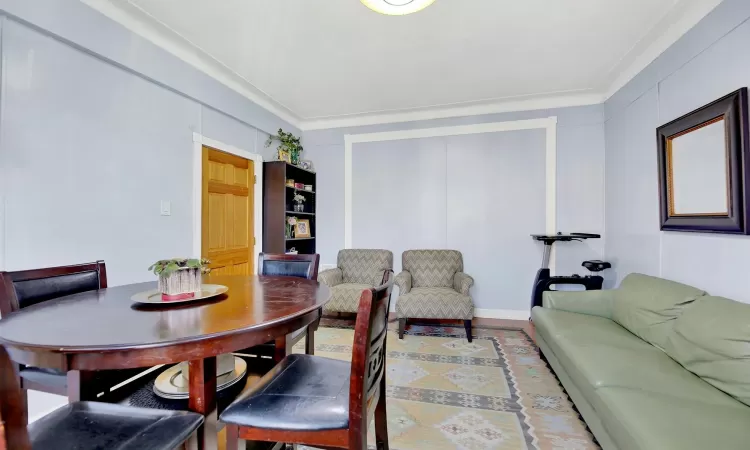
[0,274,331,450]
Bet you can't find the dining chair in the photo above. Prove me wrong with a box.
[0,261,147,416]
[238,253,321,362]
[221,279,394,450]
[0,344,203,450]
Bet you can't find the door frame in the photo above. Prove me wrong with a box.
[192,132,263,271]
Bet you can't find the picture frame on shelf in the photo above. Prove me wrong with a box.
[278,150,291,163]
[300,160,314,171]
[294,219,311,238]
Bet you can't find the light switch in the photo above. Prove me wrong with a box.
[160,201,171,216]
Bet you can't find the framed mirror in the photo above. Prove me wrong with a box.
[657,88,750,234]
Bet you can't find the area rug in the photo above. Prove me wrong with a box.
[293,321,599,450]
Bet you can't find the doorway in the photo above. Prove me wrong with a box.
[201,145,255,275]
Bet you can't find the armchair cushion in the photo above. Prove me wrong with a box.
[395,271,412,295]
[453,272,474,295]
[323,283,372,314]
[318,268,343,287]
[338,249,393,284]
[403,250,463,288]
[396,287,473,320]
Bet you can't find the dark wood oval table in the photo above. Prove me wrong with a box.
[0,275,330,449]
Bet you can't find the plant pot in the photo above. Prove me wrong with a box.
[159,267,202,300]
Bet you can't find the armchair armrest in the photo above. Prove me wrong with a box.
[542,289,615,319]
[318,268,343,287]
[453,272,474,295]
[395,271,412,294]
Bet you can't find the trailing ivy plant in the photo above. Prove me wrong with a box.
[148,258,211,277]
[265,128,303,163]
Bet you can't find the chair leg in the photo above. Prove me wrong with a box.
[374,374,389,450]
[305,326,315,355]
[225,424,239,450]
[464,320,472,343]
[20,386,28,427]
[398,318,406,340]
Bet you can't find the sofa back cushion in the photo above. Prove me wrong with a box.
[664,296,750,407]
[338,249,393,285]
[402,250,463,288]
[612,273,705,350]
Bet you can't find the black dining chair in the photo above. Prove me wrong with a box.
[0,344,203,450]
[237,253,321,361]
[221,280,394,450]
[0,261,149,419]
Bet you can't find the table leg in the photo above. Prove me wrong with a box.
[188,357,217,450]
[66,370,99,402]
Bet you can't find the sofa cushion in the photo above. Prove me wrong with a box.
[338,249,393,284]
[665,296,750,407]
[323,283,372,314]
[396,287,473,319]
[594,387,750,450]
[533,308,742,409]
[612,273,705,350]
[403,250,462,288]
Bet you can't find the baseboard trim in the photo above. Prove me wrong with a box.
[474,308,530,321]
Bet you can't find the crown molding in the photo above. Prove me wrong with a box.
[602,0,723,100]
[301,92,602,131]
[80,0,302,129]
[82,0,719,132]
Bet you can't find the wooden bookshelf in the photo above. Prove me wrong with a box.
[262,161,316,254]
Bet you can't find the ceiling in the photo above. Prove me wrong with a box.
[83,0,722,129]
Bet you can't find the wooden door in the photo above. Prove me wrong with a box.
[201,146,254,275]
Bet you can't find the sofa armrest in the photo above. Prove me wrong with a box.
[395,271,412,294]
[542,289,615,319]
[318,268,343,287]
[453,272,474,295]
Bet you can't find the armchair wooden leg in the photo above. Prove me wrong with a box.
[398,319,406,340]
[374,373,389,450]
[464,320,472,343]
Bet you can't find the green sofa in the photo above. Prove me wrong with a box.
[532,273,750,450]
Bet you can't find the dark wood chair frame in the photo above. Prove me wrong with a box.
[252,253,321,362]
[0,261,142,422]
[226,276,394,450]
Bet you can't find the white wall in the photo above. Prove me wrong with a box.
[604,0,750,301]
[0,0,296,421]
[304,105,607,313]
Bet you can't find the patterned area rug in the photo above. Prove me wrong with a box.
[294,320,599,450]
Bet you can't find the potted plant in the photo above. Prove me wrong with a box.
[293,193,306,212]
[149,258,211,300]
[266,128,303,165]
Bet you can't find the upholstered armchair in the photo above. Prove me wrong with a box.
[395,250,475,342]
[318,249,393,314]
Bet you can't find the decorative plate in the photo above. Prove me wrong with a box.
[154,356,247,399]
[131,284,228,305]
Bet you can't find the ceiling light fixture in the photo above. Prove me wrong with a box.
[361,0,436,16]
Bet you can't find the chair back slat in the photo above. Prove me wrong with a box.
[348,271,394,448]
[0,346,30,450]
[257,254,320,280]
[0,261,106,316]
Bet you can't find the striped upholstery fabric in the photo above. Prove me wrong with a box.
[395,250,474,320]
[403,250,463,288]
[319,250,393,314]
